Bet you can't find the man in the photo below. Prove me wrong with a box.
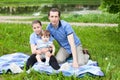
[46,8,89,68]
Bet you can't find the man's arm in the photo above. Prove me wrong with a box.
[30,44,37,54]
[67,34,79,68]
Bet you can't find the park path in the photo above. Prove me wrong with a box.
[0,16,118,27]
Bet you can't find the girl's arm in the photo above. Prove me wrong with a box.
[51,44,55,55]
[30,44,43,54]
[30,44,37,54]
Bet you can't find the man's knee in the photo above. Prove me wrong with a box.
[84,54,89,64]
[78,54,89,66]
[78,60,86,66]
[56,58,65,64]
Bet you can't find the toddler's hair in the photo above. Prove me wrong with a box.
[41,30,50,37]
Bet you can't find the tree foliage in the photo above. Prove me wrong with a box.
[100,0,120,13]
[100,0,120,28]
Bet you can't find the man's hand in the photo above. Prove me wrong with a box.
[72,61,79,68]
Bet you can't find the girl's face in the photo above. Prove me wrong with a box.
[41,36,49,42]
[32,23,42,35]
[48,11,60,27]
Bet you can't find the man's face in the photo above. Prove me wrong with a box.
[32,23,42,35]
[48,11,60,27]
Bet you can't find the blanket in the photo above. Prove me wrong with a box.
[0,52,104,77]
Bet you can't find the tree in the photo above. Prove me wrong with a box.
[100,0,120,13]
[100,0,120,29]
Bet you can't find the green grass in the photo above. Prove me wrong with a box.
[0,23,32,55]
[0,0,100,6]
[1,12,119,24]
[0,0,53,6]
[0,23,120,80]
[62,12,119,23]
[39,12,119,23]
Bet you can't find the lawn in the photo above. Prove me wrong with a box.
[0,0,100,6]
[1,12,118,24]
[0,23,120,80]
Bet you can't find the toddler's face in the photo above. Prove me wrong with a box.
[41,36,49,42]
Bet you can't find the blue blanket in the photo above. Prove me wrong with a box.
[0,52,104,77]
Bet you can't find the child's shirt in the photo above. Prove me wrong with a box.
[36,40,53,50]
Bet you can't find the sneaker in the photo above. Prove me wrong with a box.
[45,61,49,66]
[9,63,23,73]
[59,62,70,71]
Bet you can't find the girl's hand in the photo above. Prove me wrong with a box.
[36,49,42,54]
[41,48,49,53]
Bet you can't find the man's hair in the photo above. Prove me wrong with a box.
[32,20,42,27]
[41,30,50,37]
[48,8,61,17]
